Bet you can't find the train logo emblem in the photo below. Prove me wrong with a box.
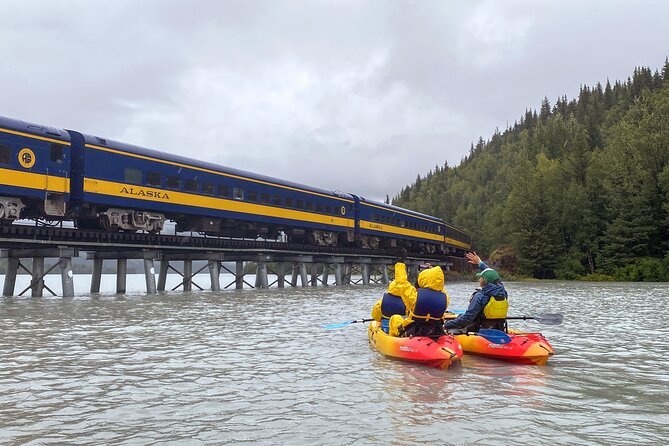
[18,148,36,168]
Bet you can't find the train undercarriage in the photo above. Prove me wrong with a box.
[1,201,446,254]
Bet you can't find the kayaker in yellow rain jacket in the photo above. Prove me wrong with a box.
[371,280,408,333]
[385,262,451,338]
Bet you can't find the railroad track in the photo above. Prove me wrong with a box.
[0,224,453,261]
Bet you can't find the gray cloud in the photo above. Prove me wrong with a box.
[1,0,667,200]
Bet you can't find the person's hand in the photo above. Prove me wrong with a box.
[465,251,481,265]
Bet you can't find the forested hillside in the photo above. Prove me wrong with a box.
[394,60,669,280]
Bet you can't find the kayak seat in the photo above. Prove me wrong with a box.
[381,319,390,333]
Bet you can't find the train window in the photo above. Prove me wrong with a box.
[295,199,304,209]
[273,195,282,205]
[202,182,215,195]
[233,187,244,200]
[374,214,380,222]
[167,175,180,189]
[247,190,257,202]
[325,205,332,214]
[260,193,270,203]
[0,144,9,165]
[437,226,441,233]
[400,220,405,228]
[124,168,142,184]
[185,179,198,192]
[284,197,293,207]
[50,144,64,163]
[217,185,231,197]
[305,201,314,211]
[147,172,161,186]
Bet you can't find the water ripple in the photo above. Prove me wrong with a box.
[1,279,668,444]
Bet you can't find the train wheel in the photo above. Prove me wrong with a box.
[323,232,338,247]
[99,215,118,232]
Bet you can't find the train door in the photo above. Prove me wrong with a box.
[65,129,86,209]
[350,194,361,243]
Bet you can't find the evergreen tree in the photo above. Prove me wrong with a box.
[392,59,669,279]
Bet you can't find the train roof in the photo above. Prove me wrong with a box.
[76,131,354,200]
[0,115,71,142]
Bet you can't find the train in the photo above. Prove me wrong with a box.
[0,115,471,254]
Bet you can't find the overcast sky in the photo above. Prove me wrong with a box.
[1,1,667,201]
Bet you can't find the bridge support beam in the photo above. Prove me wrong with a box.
[91,258,103,293]
[183,260,192,292]
[2,257,18,297]
[209,259,220,291]
[381,264,389,284]
[310,264,318,287]
[322,264,330,286]
[235,261,244,289]
[59,256,75,298]
[361,263,370,286]
[31,257,45,297]
[144,256,157,294]
[116,259,127,294]
[157,260,169,292]
[255,262,269,289]
[334,264,342,286]
[276,263,286,288]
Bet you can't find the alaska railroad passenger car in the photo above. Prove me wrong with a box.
[0,115,471,254]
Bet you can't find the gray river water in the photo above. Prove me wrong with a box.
[1,278,668,445]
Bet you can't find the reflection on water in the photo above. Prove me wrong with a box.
[0,278,668,445]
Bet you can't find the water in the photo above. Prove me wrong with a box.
[1,278,668,445]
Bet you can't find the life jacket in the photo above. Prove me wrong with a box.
[462,289,508,332]
[483,295,508,319]
[411,288,447,323]
[380,292,406,319]
[481,294,508,331]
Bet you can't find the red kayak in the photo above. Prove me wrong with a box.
[368,321,463,369]
[455,331,554,365]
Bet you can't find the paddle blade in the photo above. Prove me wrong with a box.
[477,329,512,345]
[320,321,354,329]
[320,318,373,329]
[533,313,564,325]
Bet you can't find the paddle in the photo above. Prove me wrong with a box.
[506,313,563,325]
[321,318,374,329]
[447,328,512,344]
[449,311,564,325]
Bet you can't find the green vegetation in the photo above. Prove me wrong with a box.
[395,60,669,281]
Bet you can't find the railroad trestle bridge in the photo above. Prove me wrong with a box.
[0,224,465,297]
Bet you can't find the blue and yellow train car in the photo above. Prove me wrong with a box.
[352,196,448,253]
[68,130,356,244]
[0,114,471,254]
[0,116,71,221]
[443,223,472,255]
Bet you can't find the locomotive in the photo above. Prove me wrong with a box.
[0,115,471,254]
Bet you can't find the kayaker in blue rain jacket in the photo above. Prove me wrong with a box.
[444,252,509,333]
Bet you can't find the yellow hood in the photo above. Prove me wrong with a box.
[417,266,444,291]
